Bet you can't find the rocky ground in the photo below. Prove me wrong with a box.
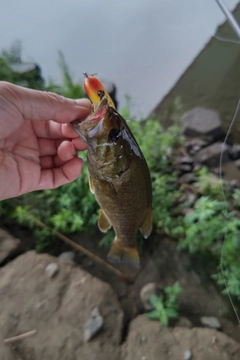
[0,250,240,360]
[1,106,240,359]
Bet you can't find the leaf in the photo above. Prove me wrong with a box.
[149,294,160,307]
[147,310,159,320]
[166,308,178,319]
[160,311,168,327]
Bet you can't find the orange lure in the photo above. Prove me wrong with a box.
[83,72,116,109]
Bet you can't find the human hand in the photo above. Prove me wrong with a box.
[0,82,91,201]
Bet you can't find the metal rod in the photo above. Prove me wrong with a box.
[215,0,240,39]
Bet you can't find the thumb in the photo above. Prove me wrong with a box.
[0,82,91,123]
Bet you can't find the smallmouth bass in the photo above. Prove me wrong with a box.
[72,74,152,267]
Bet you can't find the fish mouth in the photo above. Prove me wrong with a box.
[71,97,108,127]
[71,97,108,142]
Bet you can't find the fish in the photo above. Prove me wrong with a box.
[71,74,152,267]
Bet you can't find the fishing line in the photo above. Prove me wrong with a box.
[214,34,240,44]
[214,0,240,322]
[219,98,240,323]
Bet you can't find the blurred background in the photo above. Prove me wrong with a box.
[0,0,239,117]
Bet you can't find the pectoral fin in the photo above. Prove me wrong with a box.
[88,174,95,194]
[108,238,140,268]
[139,208,152,239]
[98,208,112,233]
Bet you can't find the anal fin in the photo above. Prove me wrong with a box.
[140,208,152,239]
[108,238,140,268]
[98,208,112,233]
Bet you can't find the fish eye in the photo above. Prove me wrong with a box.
[109,128,120,142]
[98,90,105,100]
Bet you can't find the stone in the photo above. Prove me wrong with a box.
[224,179,239,189]
[193,163,202,172]
[195,142,229,167]
[140,283,164,311]
[174,156,194,165]
[201,316,222,330]
[121,315,240,360]
[186,137,211,152]
[179,173,197,184]
[184,191,197,208]
[184,349,192,360]
[0,228,24,265]
[181,107,222,139]
[174,164,192,173]
[176,317,192,329]
[58,251,75,261]
[45,262,59,278]
[0,251,123,360]
[221,161,240,183]
[228,143,240,160]
[190,145,201,154]
[234,159,240,169]
[84,306,104,342]
[211,167,224,177]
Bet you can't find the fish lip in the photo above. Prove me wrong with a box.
[71,97,108,127]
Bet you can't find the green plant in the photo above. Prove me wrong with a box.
[173,194,240,300]
[99,229,115,249]
[2,151,98,252]
[195,167,225,199]
[175,196,226,253]
[0,41,44,89]
[232,188,240,209]
[147,282,182,326]
[122,97,185,237]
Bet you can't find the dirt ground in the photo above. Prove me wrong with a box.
[1,222,240,359]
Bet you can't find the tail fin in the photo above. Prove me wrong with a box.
[108,239,140,268]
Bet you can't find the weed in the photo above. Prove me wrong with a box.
[147,282,182,326]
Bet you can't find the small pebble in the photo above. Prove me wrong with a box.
[234,159,240,169]
[58,251,75,261]
[184,349,192,360]
[179,173,196,184]
[176,317,192,329]
[200,316,221,330]
[35,300,46,310]
[140,283,164,311]
[84,306,104,342]
[10,312,20,319]
[45,262,59,278]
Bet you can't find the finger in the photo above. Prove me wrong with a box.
[0,82,91,123]
[40,140,86,169]
[57,138,87,157]
[62,123,85,138]
[72,137,88,151]
[37,157,84,190]
[33,119,87,140]
[58,141,76,162]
